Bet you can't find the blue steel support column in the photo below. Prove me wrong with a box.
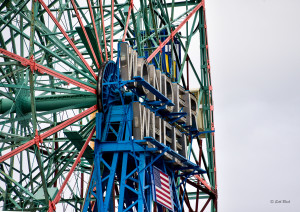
[138,153,146,212]
[95,153,104,211]
[146,156,153,212]
[117,152,129,211]
[103,153,119,211]
[82,113,104,212]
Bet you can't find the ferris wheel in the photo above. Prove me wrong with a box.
[0,0,217,211]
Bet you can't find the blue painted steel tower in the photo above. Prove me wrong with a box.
[82,43,208,212]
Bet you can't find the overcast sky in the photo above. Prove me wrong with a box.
[204,0,300,211]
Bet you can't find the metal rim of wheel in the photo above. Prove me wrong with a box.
[97,60,119,114]
[0,0,217,211]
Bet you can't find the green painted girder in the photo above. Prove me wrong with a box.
[18,145,78,192]
[0,170,39,201]
[175,30,203,78]
[132,5,199,50]
[177,10,199,83]
[15,18,95,81]
[76,26,103,66]
[0,83,90,95]
[0,19,96,83]
[187,191,210,200]
[46,151,78,188]
[1,160,42,186]
[0,94,96,114]
[64,131,94,165]
[114,0,135,39]
[0,102,94,126]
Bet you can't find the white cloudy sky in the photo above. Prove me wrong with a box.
[204,0,300,211]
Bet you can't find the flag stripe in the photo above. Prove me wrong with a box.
[161,181,170,189]
[157,195,172,207]
[161,177,169,184]
[156,186,171,199]
[157,199,173,210]
[157,195,173,208]
[159,184,171,193]
[159,170,168,177]
[160,172,169,180]
[156,188,172,205]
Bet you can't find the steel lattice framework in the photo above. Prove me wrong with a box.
[0,0,217,211]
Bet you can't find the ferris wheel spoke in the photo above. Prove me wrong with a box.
[21,143,73,185]
[110,0,114,60]
[0,169,37,200]
[0,104,88,127]
[87,0,104,63]
[2,4,90,76]
[70,0,100,69]
[99,0,108,61]
[2,26,93,81]
[50,127,95,209]
[122,0,133,42]
[0,48,96,94]
[0,105,96,163]
[37,0,98,80]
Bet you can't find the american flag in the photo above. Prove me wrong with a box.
[152,166,173,211]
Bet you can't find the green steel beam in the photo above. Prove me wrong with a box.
[0,94,96,114]
[29,0,49,206]
[177,10,199,84]
[0,16,97,83]
[0,170,38,200]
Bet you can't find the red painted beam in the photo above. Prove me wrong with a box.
[0,48,96,94]
[49,127,96,211]
[87,0,104,63]
[196,139,203,211]
[37,0,98,80]
[0,139,36,163]
[71,0,100,69]
[200,197,211,212]
[0,106,97,163]
[202,1,218,193]
[196,183,200,211]
[180,185,193,211]
[147,1,203,63]
[99,0,108,61]
[184,178,214,196]
[194,175,213,192]
[110,0,114,60]
[122,0,133,42]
